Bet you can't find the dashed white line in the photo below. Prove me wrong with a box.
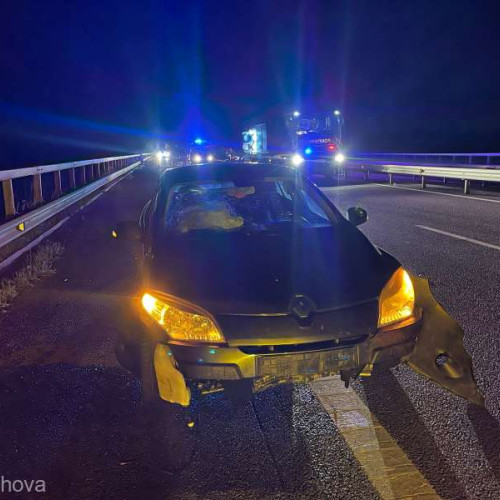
[416,225,500,251]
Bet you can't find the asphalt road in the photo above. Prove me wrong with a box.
[0,163,499,499]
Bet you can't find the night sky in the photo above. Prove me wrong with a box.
[1,0,499,168]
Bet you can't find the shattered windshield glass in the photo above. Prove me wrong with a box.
[164,179,335,233]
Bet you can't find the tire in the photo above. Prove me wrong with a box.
[138,340,159,403]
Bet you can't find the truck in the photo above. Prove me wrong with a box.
[242,109,344,179]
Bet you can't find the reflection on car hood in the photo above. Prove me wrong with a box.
[148,223,398,315]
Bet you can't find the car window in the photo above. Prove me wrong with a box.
[164,179,336,233]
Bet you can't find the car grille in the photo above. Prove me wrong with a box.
[239,335,367,355]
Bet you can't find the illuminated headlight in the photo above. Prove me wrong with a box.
[193,154,202,163]
[334,153,345,163]
[378,268,416,329]
[156,151,163,162]
[291,154,304,167]
[163,151,171,159]
[207,154,214,162]
[142,293,225,344]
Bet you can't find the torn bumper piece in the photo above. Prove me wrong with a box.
[406,275,484,406]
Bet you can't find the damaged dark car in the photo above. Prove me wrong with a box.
[114,162,482,408]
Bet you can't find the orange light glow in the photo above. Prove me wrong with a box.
[378,268,415,329]
[141,293,225,343]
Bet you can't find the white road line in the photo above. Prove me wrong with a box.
[416,225,500,251]
[375,183,500,204]
[310,377,438,499]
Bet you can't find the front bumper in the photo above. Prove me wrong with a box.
[162,321,419,390]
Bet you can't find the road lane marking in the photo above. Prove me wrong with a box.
[416,225,500,251]
[374,183,500,204]
[311,377,439,499]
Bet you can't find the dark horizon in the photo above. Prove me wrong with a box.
[1,0,499,169]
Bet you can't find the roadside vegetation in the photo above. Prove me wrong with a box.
[0,241,64,309]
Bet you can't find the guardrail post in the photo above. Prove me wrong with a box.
[2,179,16,217]
[81,165,86,185]
[53,171,62,196]
[464,179,470,194]
[33,174,43,204]
[421,176,426,189]
[389,173,394,185]
[68,168,76,189]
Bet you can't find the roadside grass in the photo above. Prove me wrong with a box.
[0,241,64,310]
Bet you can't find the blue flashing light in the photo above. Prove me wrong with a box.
[209,349,216,355]
[194,138,203,145]
[305,147,312,155]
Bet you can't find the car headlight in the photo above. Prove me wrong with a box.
[193,154,202,163]
[291,154,304,166]
[334,153,345,163]
[378,268,415,329]
[156,151,163,162]
[141,292,225,344]
[207,154,214,162]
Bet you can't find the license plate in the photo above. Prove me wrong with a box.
[256,348,356,378]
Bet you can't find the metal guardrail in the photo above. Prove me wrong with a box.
[0,154,147,251]
[351,152,500,167]
[1,154,143,219]
[344,161,500,194]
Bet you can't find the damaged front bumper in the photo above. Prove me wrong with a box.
[153,320,421,406]
[150,274,483,407]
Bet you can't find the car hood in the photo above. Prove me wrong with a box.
[148,223,398,316]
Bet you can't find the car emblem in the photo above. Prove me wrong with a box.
[289,294,316,320]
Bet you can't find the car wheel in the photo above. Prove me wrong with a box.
[138,340,159,403]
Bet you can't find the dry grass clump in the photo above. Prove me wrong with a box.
[0,241,64,309]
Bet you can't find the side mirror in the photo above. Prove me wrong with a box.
[112,221,142,241]
[347,207,368,226]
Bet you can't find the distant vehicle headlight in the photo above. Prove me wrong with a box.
[291,154,304,167]
[163,151,171,159]
[156,151,163,162]
[141,292,226,344]
[193,154,203,163]
[207,154,214,162]
[378,268,416,329]
[334,153,345,163]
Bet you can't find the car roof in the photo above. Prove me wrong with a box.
[159,161,297,186]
